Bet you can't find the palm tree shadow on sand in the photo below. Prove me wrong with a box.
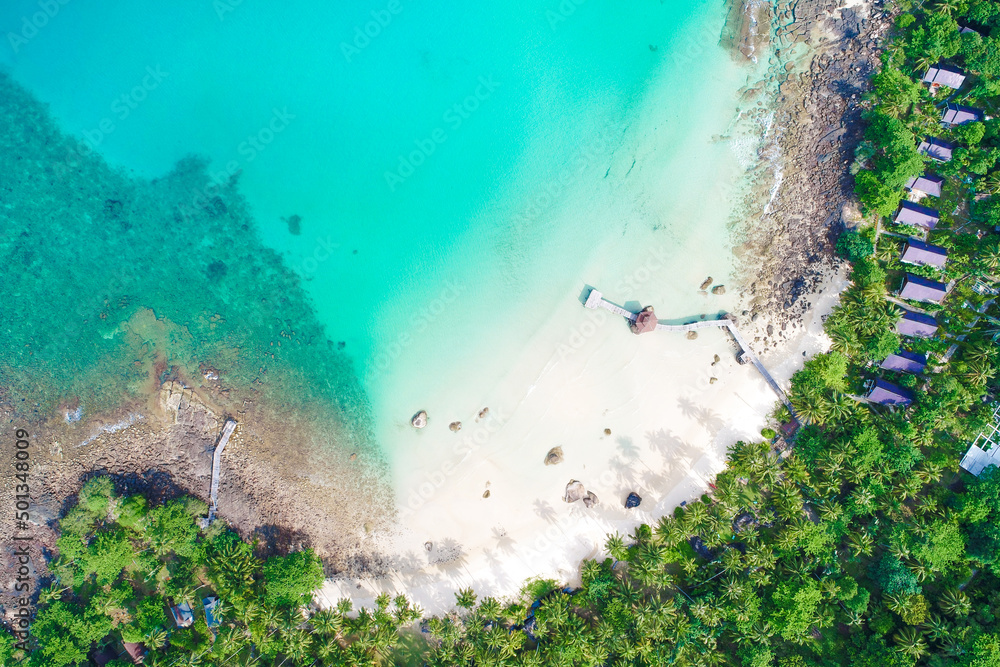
[677,395,700,420]
[615,436,641,461]
[692,405,727,440]
[492,525,518,555]
[533,498,558,524]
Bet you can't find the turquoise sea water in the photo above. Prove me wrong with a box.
[1,0,758,467]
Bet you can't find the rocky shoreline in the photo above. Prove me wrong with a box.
[727,0,891,350]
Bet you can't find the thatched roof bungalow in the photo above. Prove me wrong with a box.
[630,307,657,335]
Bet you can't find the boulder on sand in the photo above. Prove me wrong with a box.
[625,492,642,509]
[544,446,564,466]
[699,277,713,291]
[411,411,428,428]
[583,491,599,508]
[711,285,726,295]
[478,407,490,420]
[563,480,587,503]
[449,421,462,432]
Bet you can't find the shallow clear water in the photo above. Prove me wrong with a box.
[1,0,758,461]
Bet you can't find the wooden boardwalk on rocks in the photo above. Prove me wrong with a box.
[584,289,797,418]
[207,418,237,523]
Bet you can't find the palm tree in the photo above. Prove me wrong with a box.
[934,0,960,16]
[827,321,858,356]
[964,360,996,386]
[745,542,776,571]
[280,628,314,665]
[894,627,928,659]
[681,502,710,535]
[939,589,971,618]
[181,652,204,667]
[719,548,743,576]
[908,560,932,583]
[37,584,66,605]
[886,592,910,616]
[605,533,629,562]
[980,173,1000,198]
[172,583,198,607]
[914,460,944,485]
[144,629,168,651]
[826,394,854,422]
[922,613,952,642]
[631,523,654,545]
[845,530,874,558]
[455,587,477,610]
[311,608,342,638]
[655,516,687,547]
[792,388,829,425]
[720,576,746,603]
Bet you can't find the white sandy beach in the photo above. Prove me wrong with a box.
[321,268,847,614]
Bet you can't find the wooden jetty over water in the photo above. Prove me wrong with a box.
[206,418,237,524]
[584,289,796,417]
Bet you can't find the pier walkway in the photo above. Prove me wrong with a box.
[207,418,237,524]
[584,289,796,417]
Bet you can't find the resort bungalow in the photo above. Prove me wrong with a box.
[893,201,939,229]
[880,349,928,374]
[961,25,981,36]
[918,137,956,162]
[941,103,984,126]
[203,596,221,629]
[867,379,914,407]
[897,310,938,338]
[122,642,146,664]
[899,273,949,304]
[905,174,944,198]
[921,63,966,90]
[900,238,948,268]
[170,601,194,628]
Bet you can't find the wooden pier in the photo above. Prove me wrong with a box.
[207,418,237,524]
[584,289,796,417]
